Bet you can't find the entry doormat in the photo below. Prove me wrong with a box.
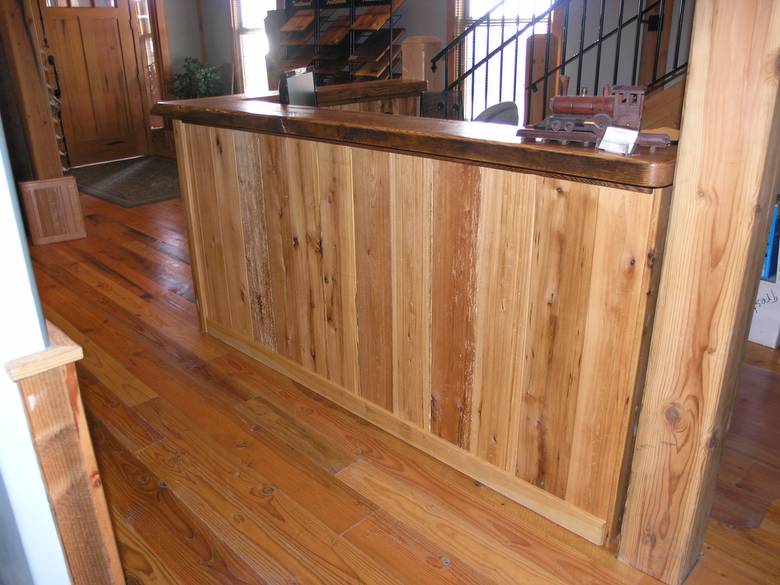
[70,156,180,208]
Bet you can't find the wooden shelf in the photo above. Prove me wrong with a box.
[314,62,348,75]
[281,46,315,69]
[270,1,406,85]
[349,28,404,62]
[318,44,349,61]
[281,8,315,32]
[351,0,405,31]
[316,16,351,45]
[279,25,316,46]
[354,51,401,79]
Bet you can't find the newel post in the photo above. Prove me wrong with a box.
[618,1,780,584]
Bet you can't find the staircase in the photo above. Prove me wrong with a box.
[430,0,693,124]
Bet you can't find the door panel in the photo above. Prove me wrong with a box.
[43,1,147,165]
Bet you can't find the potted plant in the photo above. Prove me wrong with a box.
[172,58,223,99]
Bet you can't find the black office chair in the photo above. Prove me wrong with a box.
[279,67,317,107]
[474,102,519,125]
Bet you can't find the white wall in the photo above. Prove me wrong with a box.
[201,0,234,67]
[0,122,71,584]
[396,0,448,44]
[165,0,203,72]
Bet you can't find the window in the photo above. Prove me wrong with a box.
[232,0,278,95]
[455,0,551,120]
[131,0,164,128]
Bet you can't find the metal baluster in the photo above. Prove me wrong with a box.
[651,0,665,85]
[632,0,645,84]
[444,45,450,119]
[513,12,520,103]
[499,6,506,102]
[471,30,476,119]
[542,11,553,118]
[485,9,490,110]
[389,0,394,79]
[594,0,606,92]
[560,0,570,87]
[612,0,626,84]
[673,0,686,69]
[526,9,536,125]
[349,0,356,82]
[576,0,587,94]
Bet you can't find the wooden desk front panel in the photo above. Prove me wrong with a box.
[174,121,669,545]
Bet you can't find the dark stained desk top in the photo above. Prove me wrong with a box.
[154,87,676,189]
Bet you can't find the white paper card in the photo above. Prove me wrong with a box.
[598,126,639,155]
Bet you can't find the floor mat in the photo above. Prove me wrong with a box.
[70,156,179,208]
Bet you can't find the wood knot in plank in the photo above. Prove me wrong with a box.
[664,403,682,427]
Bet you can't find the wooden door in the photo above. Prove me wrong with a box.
[42,0,147,165]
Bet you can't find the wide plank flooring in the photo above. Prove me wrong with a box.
[30,194,780,585]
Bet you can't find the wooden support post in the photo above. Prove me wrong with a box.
[6,322,124,585]
[0,0,63,179]
[618,2,780,584]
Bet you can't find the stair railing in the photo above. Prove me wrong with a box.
[431,0,693,123]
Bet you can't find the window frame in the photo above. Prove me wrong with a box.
[231,0,284,95]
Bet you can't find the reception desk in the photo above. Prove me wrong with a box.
[154,88,675,547]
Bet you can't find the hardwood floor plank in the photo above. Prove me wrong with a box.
[338,460,598,585]
[90,420,264,584]
[135,395,377,536]
[233,397,355,474]
[76,213,197,304]
[112,517,180,585]
[342,510,499,585]
[34,245,215,359]
[42,305,158,406]
[80,196,189,258]
[237,371,653,584]
[80,372,163,453]
[138,438,401,585]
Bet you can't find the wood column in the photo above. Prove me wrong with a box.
[6,322,124,585]
[0,0,62,179]
[618,2,780,584]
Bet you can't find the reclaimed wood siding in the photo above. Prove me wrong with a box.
[178,124,666,536]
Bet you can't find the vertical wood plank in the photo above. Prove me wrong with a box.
[211,127,252,338]
[514,177,599,494]
[259,135,295,358]
[430,161,481,447]
[172,122,209,329]
[183,125,232,328]
[619,2,780,583]
[234,130,276,349]
[317,142,360,392]
[391,154,432,428]
[284,138,328,375]
[352,148,394,410]
[564,186,656,529]
[470,169,536,469]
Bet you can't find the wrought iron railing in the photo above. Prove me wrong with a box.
[431,0,693,123]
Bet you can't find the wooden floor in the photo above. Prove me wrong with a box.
[30,194,780,585]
